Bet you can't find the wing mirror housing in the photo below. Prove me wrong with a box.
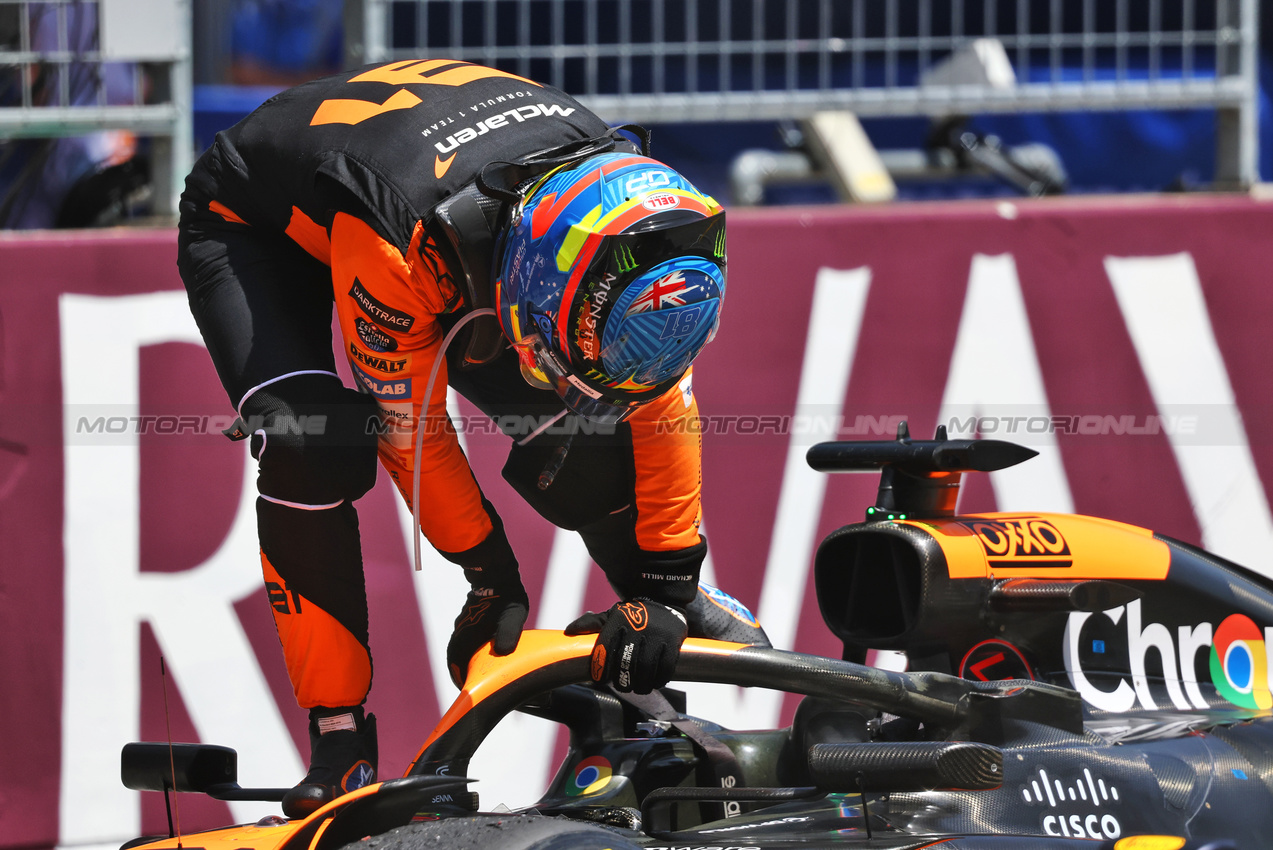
[121,742,237,793]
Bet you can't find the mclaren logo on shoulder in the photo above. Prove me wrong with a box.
[431,102,577,157]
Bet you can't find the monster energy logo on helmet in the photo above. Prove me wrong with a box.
[614,244,638,274]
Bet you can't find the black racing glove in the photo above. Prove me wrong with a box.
[565,598,688,694]
[446,561,529,689]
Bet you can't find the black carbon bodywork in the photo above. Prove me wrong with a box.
[402,638,1273,846]
[121,431,1273,849]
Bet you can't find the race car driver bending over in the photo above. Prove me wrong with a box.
[177,59,768,818]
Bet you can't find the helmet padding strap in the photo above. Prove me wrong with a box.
[429,184,504,368]
[475,127,645,204]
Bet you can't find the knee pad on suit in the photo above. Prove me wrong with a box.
[243,373,381,505]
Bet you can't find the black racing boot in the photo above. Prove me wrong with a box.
[281,707,378,819]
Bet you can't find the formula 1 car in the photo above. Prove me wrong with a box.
[121,423,1273,849]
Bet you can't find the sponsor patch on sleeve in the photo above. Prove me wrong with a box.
[349,277,416,332]
[351,361,413,400]
[349,342,411,374]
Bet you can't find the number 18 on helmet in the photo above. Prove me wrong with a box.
[495,152,727,425]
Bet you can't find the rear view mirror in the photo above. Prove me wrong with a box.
[121,742,237,793]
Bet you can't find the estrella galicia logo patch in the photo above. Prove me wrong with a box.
[702,583,760,627]
[957,516,1073,569]
[356,317,399,352]
[349,277,416,331]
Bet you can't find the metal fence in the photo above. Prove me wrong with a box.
[0,0,192,219]
[346,0,1260,186]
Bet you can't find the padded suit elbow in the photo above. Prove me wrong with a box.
[242,373,382,505]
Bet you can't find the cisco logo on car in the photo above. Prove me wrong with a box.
[1021,766,1121,839]
[1044,813,1121,840]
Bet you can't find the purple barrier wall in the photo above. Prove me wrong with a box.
[5,195,1273,848]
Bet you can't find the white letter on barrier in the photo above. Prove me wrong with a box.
[58,293,303,849]
[678,266,872,731]
[937,254,1074,514]
[397,390,573,809]
[1106,253,1273,575]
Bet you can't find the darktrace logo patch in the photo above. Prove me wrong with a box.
[356,317,399,352]
[349,278,416,331]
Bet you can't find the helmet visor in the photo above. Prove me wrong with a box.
[579,211,726,295]
[512,333,643,425]
[504,210,726,424]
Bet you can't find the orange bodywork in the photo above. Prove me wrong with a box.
[125,632,749,850]
[124,778,391,850]
[900,512,1171,581]
[411,631,599,768]
[409,631,747,769]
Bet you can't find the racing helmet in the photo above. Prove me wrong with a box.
[495,151,727,424]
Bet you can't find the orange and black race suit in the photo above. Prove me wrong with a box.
[177,60,706,709]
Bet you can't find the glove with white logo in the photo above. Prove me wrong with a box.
[445,546,529,689]
[565,598,688,694]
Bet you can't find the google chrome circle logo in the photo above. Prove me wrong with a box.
[566,756,613,796]
[1210,614,1272,710]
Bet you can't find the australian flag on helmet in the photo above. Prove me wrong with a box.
[495,151,726,424]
